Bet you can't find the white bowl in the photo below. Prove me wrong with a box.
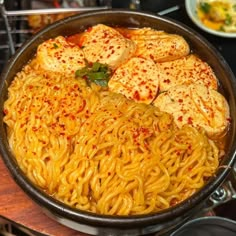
[185,0,236,38]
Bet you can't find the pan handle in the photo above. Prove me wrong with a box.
[206,162,236,210]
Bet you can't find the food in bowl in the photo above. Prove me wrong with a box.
[197,0,236,32]
[3,24,230,216]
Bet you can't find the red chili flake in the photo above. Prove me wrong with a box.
[53,86,60,90]
[150,54,154,60]
[178,99,183,103]
[187,117,193,125]
[133,91,140,101]
[148,93,154,100]
[164,79,170,84]
[77,100,86,113]
[70,115,75,120]
[44,156,50,163]
[32,127,38,132]
[102,32,109,39]
[139,81,147,86]
[177,116,183,122]
[139,127,146,134]
[59,124,65,129]
[176,151,180,156]
[93,130,97,135]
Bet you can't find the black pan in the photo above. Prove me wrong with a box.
[0,9,236,236]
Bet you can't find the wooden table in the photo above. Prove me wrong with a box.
[0,156,87,236]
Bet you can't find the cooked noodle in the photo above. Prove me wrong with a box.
[3,60,220,215]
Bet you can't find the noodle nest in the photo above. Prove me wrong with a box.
[3,61,219,215]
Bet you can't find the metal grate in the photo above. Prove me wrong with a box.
[0,0,111,72]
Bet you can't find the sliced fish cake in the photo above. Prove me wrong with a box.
[130,27,190,63]
[81,24,136,70]
[36,36,86,75]
[158,54,218,92]
[153,84,230,138]
[108,57,159,104]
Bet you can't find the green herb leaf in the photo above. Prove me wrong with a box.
[92,62,101,72]
[93,79,109,87]
[225,14,233,25]
[75,67,88,77]
[53,43,59,49]
[199,2,211,13]
[219,25,225,31]
[75,61,112,87]
[233,4,236,11]
[89,72,107,80]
